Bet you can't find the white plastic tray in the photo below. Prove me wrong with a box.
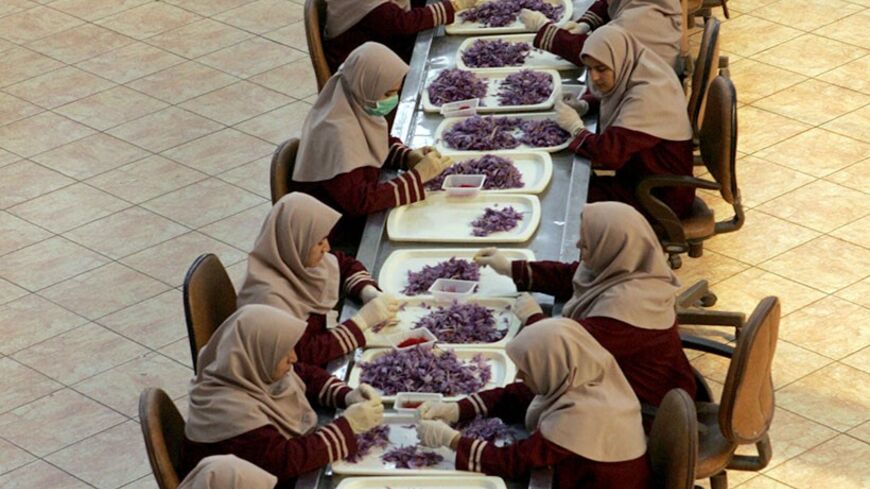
[387,193,541,243]
[422,68,562,113]
[346,347,517,403]
[336,476,507,489]
[434,112,570,153]
[364,297,521,349]
[378,248,535,297]
[446,0,572,35]
[456,34,576,71]
[427,150,553,195]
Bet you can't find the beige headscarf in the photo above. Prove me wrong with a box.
[186,304,318,443]
[607,0,682,68]
[178,455,277,489]
[561,202,681,329]
[237,193,341,319]
[293,42,410,183]
[507,318,646,462]
[325,0,411,39]
[581,24,692,141]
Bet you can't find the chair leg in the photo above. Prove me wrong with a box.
[710,471,728,489]
[669,254,683,270]
[688,241,704,258]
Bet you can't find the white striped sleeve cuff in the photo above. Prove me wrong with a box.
[315,423,350,461]
[345,270,373,294]
[537,23,560,52]
[467,439,489,473]
[318,377,347,406]
[467,393,488,417]
[329,324,359,354]
[427,2,448,25]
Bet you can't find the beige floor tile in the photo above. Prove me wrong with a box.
[848,421,870,443]
[766,434,870,488]
[0,0,39,17]
[724,0,779,12]
[0,357,62,414]
[146,18,252,59]
[0,46,63,87]
[836,277,870,307]
[735,475,797,488]
[735,106,811,154]
[0,92,42,126]
[814,9,870,50]
[0,149,19,168]
[780,296,870,359]
[199,202,270,251]
[744,407,840,472]
[225,259,248,291]
[706,210,820,265]
[754,128,870,177]
[64,207,188,260]
[0,294,86,355]
[842,347,870,374]
[143,177,266,228]
[751,33,867,77]
[0,437,35,476]
[162,128,273,175]
[752,79,870,126]
[31,133,149,180]
[822,105,870,144]
[213,0,303,34]
[235,100,312,144]
[163,0,258,16]
[197,37,305,78]
[8,183,129,234]
[262,21,308,52]
[158,337,194,369]
[818,55,870,95]
[752,0,862,31]
[0,389,125,456]
[250,58,318,99]
[0,236,109,291]
[87,155,207,204]
[756,180,870,233]
[0,112,95,158]
[39,263,168,319]
[726,58,807,104]
[707,268,827,316]
[54,85,169,131]
[0,279,28,306]
[0,460,91,488]
[217,157,272,198]
[97,289,185,349]
[96,2,201,40]
[770,340,834,389]
[0,161,74,209]
[777,363,869,431]
[0,6,82,44]
[50,0,152,21]
[760,236,870,293]
[0,38,15,54]
[831,215,870,248]
[712,15,803,57]
[77,42,184,84]
[122,474,160,489]
[736,156,816,207]
[25,23,134,64]
[46,420,151,489]
[107,107,223,153]
[673,249,750,290]
[127,61,238,104]
[180,81,293,126]
[121,232,247,287]
[0,211,51,257]
[13,322,148,384]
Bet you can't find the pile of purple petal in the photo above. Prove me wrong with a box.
[425,154,524,191]
[497,70,553,106]
[414,302,506,343]
[346,425,391,463]
[381,446,444,468]
[459,0,565,27]
[442,115,521,151]
[427,69,488,106]
[458,417,515,444]
[471,206,524,236]
[402,258,480,296]
[519,119,570,147]
[462,39,531,68]
[359,345,492,395]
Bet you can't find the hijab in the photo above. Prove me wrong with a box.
[178,455,277,489]
[582,24,693,141]
[237,193,341,318]
[325,0,411,39]
[562,202,681,329]
[293,42,409,182]
[605,0,682,68]
[507,318,647,462]
[186,304,318,443]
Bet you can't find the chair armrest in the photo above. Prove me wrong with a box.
[681,333,735,358]
[678,310,745,329]
[636,176,719,252]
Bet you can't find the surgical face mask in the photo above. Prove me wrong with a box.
[364,94,399,116]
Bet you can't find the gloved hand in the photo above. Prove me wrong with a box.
[473,247,512,277]
[351,294,399,331]
[416,420,460,448]
[345,383,381,405]
[562,92,590,116]
[554,100,584,136]
[450,0,479,11]
[515,292,543,324]
[359,285,382,304]
[413,154,454,183]
[519,9,550,31]
[344,399,384,434]
[418,401,460,423]
[564,20,592,35]
[407,146,440,166]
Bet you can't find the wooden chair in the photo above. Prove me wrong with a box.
[649,389,698,489]
[687,17,720,142]
[304,0,332,91]
[682,296,780,489]
[139,388,187,489]
[182,253,237,370]
[695,0,730,22]
[269,138,300,204]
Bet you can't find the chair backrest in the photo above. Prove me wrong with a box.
[304,0,332,91]
[699,76,738,205]
[719,296,780,445]
[687,17,720,138]
[269,138,300,204]
[182,253,237,370]
[139,388,186,489]
[649,389,698,489]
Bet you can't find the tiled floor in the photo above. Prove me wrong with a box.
[0,0,866,487]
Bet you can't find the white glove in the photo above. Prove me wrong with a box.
[562,92,590,116]
[554,100,584,136]
[407,146,440,166]
[344,400,384,434]
[564,20,591,35]
[473,247,512,277]
[351,294,399,331]
[345,383,381,405]
[360,285,382,304]
[418,401,460,423]
[519,9,550,31]
[450,0,479,10]
[413,154,454,183]
[515,292,543,324]
[416,420,460,448]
